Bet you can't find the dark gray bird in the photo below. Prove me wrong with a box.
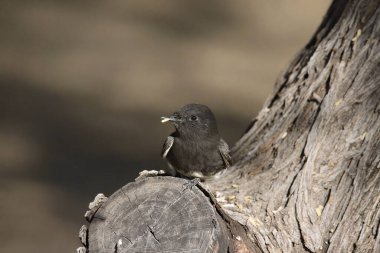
[161,104,231,179]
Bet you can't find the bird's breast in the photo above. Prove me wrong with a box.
[167,137,225,177]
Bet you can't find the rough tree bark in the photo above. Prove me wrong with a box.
[77,0,380,252]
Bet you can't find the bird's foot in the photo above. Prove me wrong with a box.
[182,178,201,191]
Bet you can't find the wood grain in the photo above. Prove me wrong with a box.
[78,0,380,252]
[87,177,230,253]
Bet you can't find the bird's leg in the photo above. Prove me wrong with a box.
[165,163,177,177]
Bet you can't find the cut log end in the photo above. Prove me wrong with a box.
[87,176,231,253]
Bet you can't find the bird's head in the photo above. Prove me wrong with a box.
[161,104,219,139]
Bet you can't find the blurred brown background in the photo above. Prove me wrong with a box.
[0,1,330,252]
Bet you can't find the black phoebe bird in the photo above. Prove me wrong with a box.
[161,104,231,179]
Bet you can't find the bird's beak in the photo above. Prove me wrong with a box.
[161,115,180,123]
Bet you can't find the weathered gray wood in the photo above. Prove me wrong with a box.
[79,225,88,247]
[87,177,230,253]
[85,193,108,222]
[207,0,380,252]
[78,0,380,252]
[76,246,87,253]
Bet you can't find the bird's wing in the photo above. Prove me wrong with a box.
[218,138,232,167]
[161,136,174,158]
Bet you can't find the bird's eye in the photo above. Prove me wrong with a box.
[190,115,197,121]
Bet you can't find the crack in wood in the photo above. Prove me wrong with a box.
[147,225,160,244]
[284,172,299,208]
[294,193,314,253]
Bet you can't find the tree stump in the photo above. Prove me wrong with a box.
[85,177,231,253]
[77,0,380,252]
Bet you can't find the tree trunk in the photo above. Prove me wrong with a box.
[77,0,380,252]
